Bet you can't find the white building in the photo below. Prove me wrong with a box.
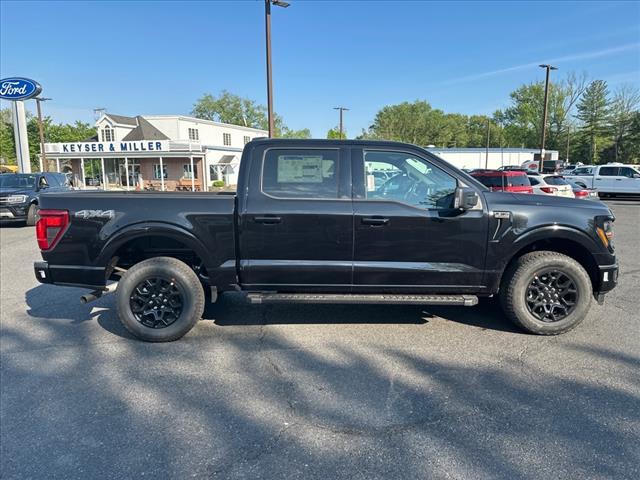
[426,147,559,171]
[43,113,267,190]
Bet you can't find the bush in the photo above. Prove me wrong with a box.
[212,180,225,188]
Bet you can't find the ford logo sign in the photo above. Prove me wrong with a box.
[0,77,42,101]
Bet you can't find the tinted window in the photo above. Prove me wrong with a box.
[543,176,568,186]
[573,167,593,175]
[474,175,504,188]
[619,167,639,178]
[45,173,62,187]
[505,175,531,187]
[262,149,339,199]
[364,151,457,210]
[528,177,541,186]
[599,167,619,176]
[0,174,36,188]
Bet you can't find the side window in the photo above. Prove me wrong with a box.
[262,149,339,199]
[619,167,638,178]
[529,177,540,186]
[599,167,619,176]
[364,151,457,210]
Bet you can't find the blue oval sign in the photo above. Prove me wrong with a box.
[0,77,42,101]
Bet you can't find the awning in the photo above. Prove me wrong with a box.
[218,155,236,164]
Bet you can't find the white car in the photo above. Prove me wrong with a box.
[527,174,575,198]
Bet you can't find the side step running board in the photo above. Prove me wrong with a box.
[247,293,478,307]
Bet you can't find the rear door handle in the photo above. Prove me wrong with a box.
[362,217,389,226]
[254,216,282,224]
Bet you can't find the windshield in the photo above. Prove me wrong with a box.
[0,174,37,189]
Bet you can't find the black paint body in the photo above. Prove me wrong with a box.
[34,139,618,299]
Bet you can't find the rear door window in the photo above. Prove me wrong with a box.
[599,167,619,176]
[506,175,531,187]
[262,149,339,199]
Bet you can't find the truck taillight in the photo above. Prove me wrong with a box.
[36,209,69,251]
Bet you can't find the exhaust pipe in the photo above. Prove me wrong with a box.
[80,283,118,304]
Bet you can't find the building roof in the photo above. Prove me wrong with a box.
[121,116,169,141]
[104,113,138,126]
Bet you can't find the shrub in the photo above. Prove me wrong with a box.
[212,180,225,188]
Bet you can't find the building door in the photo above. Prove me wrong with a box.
[238,146,353,289]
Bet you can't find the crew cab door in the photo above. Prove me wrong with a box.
[238,146,353,290]
[611,166,640,194]
[351,148,488,292]
[594,166,620,193]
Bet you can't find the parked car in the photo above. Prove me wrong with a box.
[527,174,575,198]
[564,164,640,196]
[33,139,618,341]
[566,180,599,201]
[470,170,533,193]
[0,172,71,225]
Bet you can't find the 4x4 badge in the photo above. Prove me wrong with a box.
[74,209,115,219]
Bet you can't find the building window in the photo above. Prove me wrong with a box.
[153,164,168,180]
[188,128,199,141]
[243,136,251,145]
[101,127,114,142]
[183,164,198,179]
[223,133,232,146]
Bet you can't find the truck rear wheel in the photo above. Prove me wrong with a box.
[116,257,204,342]
[500,251,592,335]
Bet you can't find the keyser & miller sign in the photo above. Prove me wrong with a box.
[0,77,42,101]
[49,141,170,154]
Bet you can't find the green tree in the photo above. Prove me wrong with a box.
[326,127,346,139]
[575,80,611,163]
[281,127,312,138]
[0,108,16,166]
[607,84,640,163]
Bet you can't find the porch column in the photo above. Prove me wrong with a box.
[80,158,86,189]
[101,158,107,190]
[124,157,130,190]
[159,156,165,191]
[39,155,43,172]
[56,158,60,172]
[190,155,195,191]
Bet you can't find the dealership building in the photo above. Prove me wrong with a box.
[42,113,267,190]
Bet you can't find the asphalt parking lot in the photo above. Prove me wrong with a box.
[1,199,639,480]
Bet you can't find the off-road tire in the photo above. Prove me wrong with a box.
[500,251,592,335]
[26,203,38,226]
[116,257,205,342]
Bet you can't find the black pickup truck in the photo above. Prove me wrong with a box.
[34,139,618,341]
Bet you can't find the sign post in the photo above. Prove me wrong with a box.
[0,77,43,173]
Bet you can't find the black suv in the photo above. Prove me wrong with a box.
[0,172,71,225]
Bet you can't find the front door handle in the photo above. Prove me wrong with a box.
[254,216,282,224]
[362,217,389,226]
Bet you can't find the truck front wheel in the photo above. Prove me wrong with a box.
[116,257,205,342]
[500,251,592,335]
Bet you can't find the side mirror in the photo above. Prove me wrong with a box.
[633,173,640,179]
[454,187,478,210]
[38,180,49,191]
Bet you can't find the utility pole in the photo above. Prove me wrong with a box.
[485,118,490,169]
[35,97,51,172]
[264,0,290,137]
[334,106,349,139]
[539,64,558,160]
[566,124,571,163]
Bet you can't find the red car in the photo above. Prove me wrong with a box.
[470,170,533,194]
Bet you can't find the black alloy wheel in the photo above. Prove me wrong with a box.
[525,269,579,323]
[129,277,184,328]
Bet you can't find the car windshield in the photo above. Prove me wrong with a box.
[543,176,569,186]
[0,174,37,188]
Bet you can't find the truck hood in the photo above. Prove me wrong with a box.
[0,187,33,196]
[483,191,612,216]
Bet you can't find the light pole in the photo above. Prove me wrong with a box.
[265,0,289,137]
[539,64,558,160]
[35,97,51,171]
[485,118,491,169]
[334,106,349,139]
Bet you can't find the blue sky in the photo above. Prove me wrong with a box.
[1,0,639,137]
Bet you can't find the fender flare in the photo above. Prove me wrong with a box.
[97,222,213,271]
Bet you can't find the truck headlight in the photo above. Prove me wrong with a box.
[6,195,28,204]
[596,219,614,248]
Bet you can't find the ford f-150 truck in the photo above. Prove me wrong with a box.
[34,139,618,341]
[564,164,640,196]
